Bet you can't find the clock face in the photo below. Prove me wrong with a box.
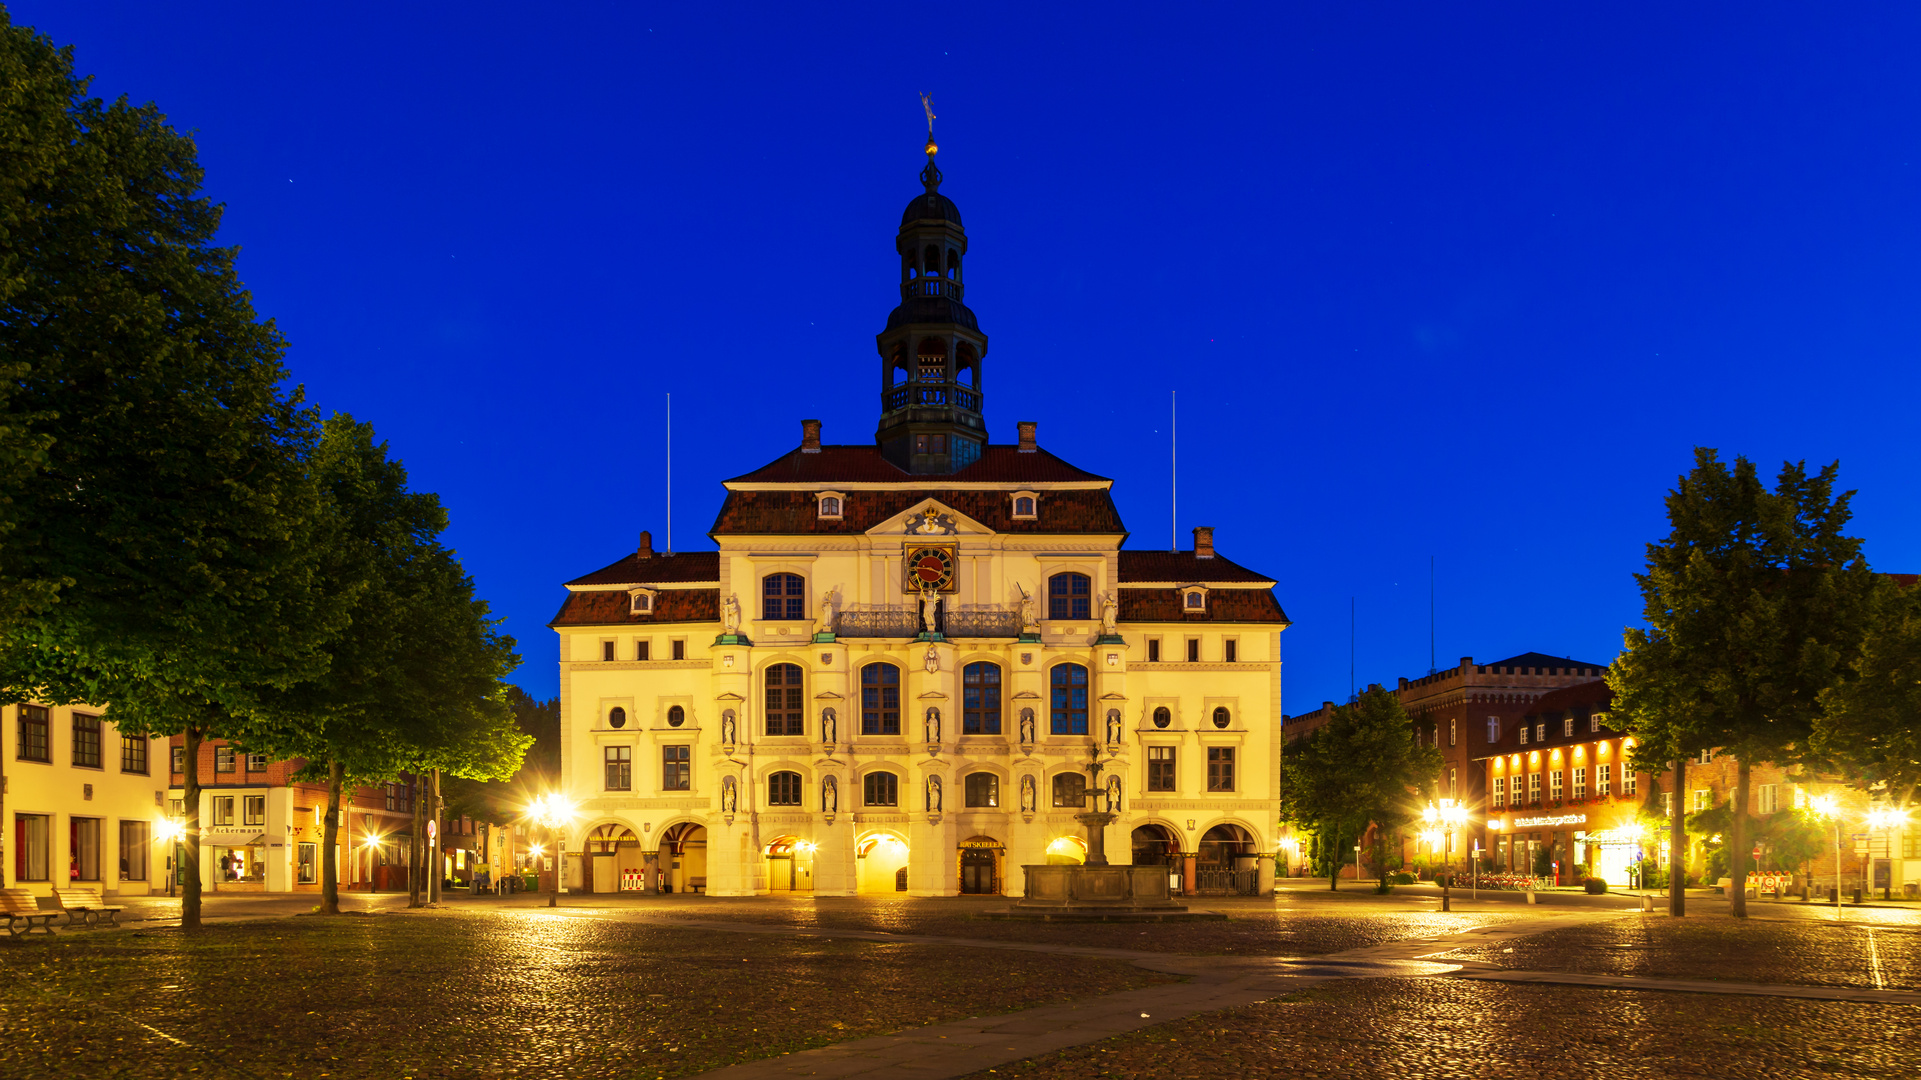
[903,545,956,592]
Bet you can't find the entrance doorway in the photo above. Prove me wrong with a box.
[658,822,708,894]
[764,836,815,892]
[855,834,909,894]
[959,836,1001,894]
[585,824,642,893]
[1197,824,1257,895]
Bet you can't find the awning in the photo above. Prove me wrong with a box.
[204,832,266,847]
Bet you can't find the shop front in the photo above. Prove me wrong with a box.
[202,828,268,891]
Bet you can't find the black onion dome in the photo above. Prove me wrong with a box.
[901,191,962,228]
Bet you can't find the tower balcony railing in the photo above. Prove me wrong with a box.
[882,385,980,412]
[834,604,1021,639]
[900,277,965,301]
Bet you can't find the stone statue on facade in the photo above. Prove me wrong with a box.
[1017,587,1039,634]
[820,708,836,746]
[1100,591,1119,635]
[721,710,737,746]
[919,586,941,635]
[924,707,941,745]
[1019,774,1037,813]
[720,775,737,814]
[822,775,838,813]
[1106,709,1122,746]
[817,593,836,636]
[1019,709,1036,746]
[927,775,942,812]
[1106,775,1122,813]
[721,593,742,634]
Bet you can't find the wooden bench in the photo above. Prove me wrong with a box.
[0,888,58,936]
[688,876,707,895]
[53,887,123,928]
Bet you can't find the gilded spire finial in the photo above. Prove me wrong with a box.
[920,93,938,156]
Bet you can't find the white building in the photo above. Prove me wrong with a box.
[4,702,168,896]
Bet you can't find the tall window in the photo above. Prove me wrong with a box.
[297,842,317,884]
[120,821,150,881]
[1050,664,1088,735]
[768,771,802,806]
[862,664,901,735]
[636,640,651,661]
[1048,572,1090,620]
[1186,639,1200,662]
[1758,783,1778,814]
[1147,639,1161,662]
[114,737,148,772]
[1519,726,1529,746]
[212,796,235,825]
[1572,767,1587,799]
[1590,714,1602,732]
[72,714,102,768]
[602,640,616,661]
[215,746,236,773]
[1697,749,1712,765]
[13,813,49,880]
[1562,717,1574,737]
[765,663,804,736]
[1528,773,1541,803]
[243,796,266,826]
[1597,763,1612,796]
[171,746,185,775]
[1493,775,1506,807]
[1148,746,1176,791]
[1206,747,1235,791]
[671,639,685,660]
[662,746,690,790]
[1448,767,1458,799]
[1550,770,1564,800]
[17,704,49,762]
[1487,718,1500,742]
[1448,718,1457,747]
[1624,769,1637,797]
[763,573,805,620]
[1693,789,1711,812]
[1052,773,1086,808]
[604,746,632,791]
[1534,723,1546,742]
[964,772,998,807]
[863,771,898,807]
[962,662,1001,734]
[70,818,101,880]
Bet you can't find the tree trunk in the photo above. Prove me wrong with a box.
[1728,757,1751,918]
[1669,757,1687,917]
[1328,827,1340,890]
[182,725,205,930]
[321,760,343,915]
[429,769,442,904]
[409,773,424,908]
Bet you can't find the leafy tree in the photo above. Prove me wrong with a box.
[1609,448,1875,917]
[1281,688,1440,892]
[1814,575,1921,809]
[443,687,559,825]
[0,16,342,927]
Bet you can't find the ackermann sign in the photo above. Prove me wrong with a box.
[1512,813,1587,829]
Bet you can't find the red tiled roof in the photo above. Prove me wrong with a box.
[550,588,719,628]
[711,488,1124,535]
[1117,550,1275,584]
[1525,681,1614,716]
[1119,588,1290,624]
[564,550,719,588]
[724,444,1111,485]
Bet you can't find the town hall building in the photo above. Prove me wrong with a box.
[550,141,1290,898]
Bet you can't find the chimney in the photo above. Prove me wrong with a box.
[800,419,822,453]
[1016,420,1037,452]
[1192,526,1215,558]
[637,530,653,559]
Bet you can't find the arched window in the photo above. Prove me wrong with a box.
[1184,590,1205,610]
[666,705,685,728]
[763,573,805,621]
[818,495,842,518]
[765,663,803,736]
[862,663,901,736]
[962,662,1001,735]
[923,244,940,275]
[1050,664,1088,735]
[768,771,802,806]
[1013,496,1035,518]
[1212,706,1231,729]
[1051,772,1087,808]
[607,707,627,730]
[1152,706,1171,729]
[946,249,961,278]
[863,771,899,807]
[1049,573,1091,620]
[964,772,999,808]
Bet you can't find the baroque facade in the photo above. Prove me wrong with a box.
[551,144,1290,898]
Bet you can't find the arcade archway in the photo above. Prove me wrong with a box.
[764,835,816,893]
[658,822,708,894]
[855,833,909,894]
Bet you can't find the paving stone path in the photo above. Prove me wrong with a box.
[546,908,1921,1080]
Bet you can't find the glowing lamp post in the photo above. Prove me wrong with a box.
[1809,795,1842,906]
[1422,799,1471,912]
[154,818,185,898]
[527,794,577,908]
[1866,807,1909,902]
[362,834,384,894]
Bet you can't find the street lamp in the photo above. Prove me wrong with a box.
[527,794,577,908]
[362,833,383,894]
[1422,799,1471,912]
[1809,795,1842,907]
[154,818,185,898]
[1866,807,1909,901]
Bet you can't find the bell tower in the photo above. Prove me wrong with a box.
[875,123,988,474]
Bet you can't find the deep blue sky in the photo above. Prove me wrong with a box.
[18,3,1921,709]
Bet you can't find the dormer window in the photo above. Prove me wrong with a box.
[629,589,655,615]
[1182,588,1206,612]
[1009,491,1039,520]
[817,491,846,520]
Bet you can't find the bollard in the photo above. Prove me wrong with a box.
[1525,889,1538,905]
[1640,894,1654,912]
[1853,888,1863,905]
